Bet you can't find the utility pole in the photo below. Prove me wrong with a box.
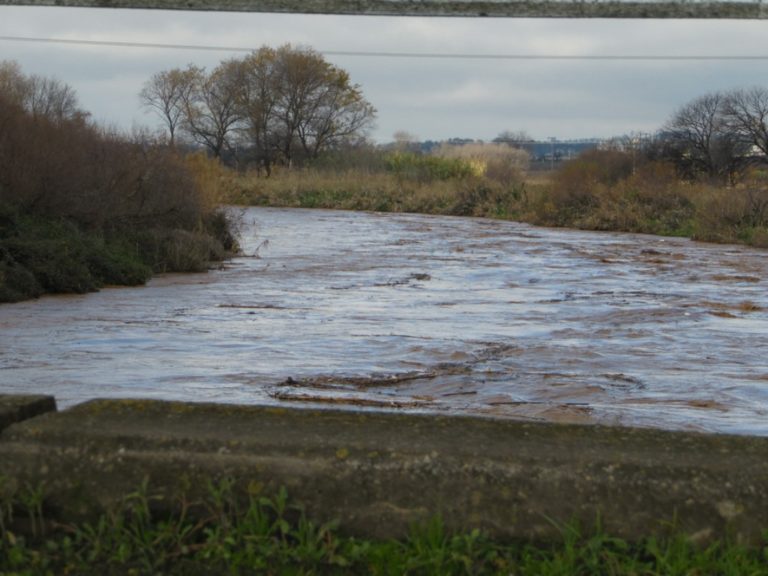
[549,137,556,172]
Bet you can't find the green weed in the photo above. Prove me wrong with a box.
[1,480,767,575]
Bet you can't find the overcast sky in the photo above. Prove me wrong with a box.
[1,6,767,142]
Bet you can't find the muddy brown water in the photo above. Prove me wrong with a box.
[2,207,768,435]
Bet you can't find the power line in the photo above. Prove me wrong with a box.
[1,34,768,61]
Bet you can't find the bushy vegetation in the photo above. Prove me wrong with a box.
[0,62,238,304]
[223,142,529,220]
[2,479,767,575]
[225,107,768,250]
[387,151,481,183]
[0,208,152,303]
[533,149,768,245]
[533,152,694,235]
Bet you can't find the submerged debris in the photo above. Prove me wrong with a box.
[374,272,432,287]
[276,366,469,391]
[269,391,429,409]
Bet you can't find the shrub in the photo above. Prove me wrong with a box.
[386,152,477,183]
[595,162,694,235]
[133,228,227,274]
[435,142,530,185]
[691,186,768,243]
[0,212,153,302]
[546,150,633,220]
[85,236,153,286]
[0,255,42,302]
[0,63,240,302]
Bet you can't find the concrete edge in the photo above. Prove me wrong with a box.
[0,394,57,433]
[1,396,767,543]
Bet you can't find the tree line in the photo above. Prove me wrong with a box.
[0,61,203,231]
[641,87,768,184]
[141,44,377,174]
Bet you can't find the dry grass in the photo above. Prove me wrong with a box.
[222,166,528,219]
[222,152,768,250]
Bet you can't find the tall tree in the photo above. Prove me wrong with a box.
[663,92,741,181]
[0,61,83,125]
[238,47,280,174]
[268,46,375,166]
[182,59,243,159]
[141,45,376,171]
[140,66,197,146]
[25,75,82,124]
[723,87,768,156]
[0,60,28,106]
[295,66,376,160]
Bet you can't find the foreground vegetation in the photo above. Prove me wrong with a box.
[1,480,767,575]
[0,62,237,304]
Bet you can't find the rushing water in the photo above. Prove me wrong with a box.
[2,207,768,435]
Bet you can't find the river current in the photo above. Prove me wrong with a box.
[2,207,768,435]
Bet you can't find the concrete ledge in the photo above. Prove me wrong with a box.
[0,0,765,20]
[1,397,767,543]
[0,394,56,433]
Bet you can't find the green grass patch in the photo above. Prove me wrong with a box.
[1,479,767,575]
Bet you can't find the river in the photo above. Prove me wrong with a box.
[2,207,768,435]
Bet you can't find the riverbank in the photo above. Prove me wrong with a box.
[0,63,241,305]
[2,394,768,573]
[221,158,768,250]
[0,206,236,303]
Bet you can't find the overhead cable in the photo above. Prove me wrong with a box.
[0,34,766,61]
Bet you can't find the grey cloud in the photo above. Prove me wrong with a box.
[1,6,767,142]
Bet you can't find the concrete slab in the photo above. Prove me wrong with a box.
[0,394,56,433]
[1,397,767,543]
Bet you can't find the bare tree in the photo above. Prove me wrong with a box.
[0,60,28,106]
[238,47,280,174]
[25,75,82,124]
[0,62,83,125]
[493,130,533,148]
[140,66,197,146]
[181,60,243,159]
[723,87,768,157]
[392,130,418,151]
[663,91,745,182]
[267,50,376,161]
